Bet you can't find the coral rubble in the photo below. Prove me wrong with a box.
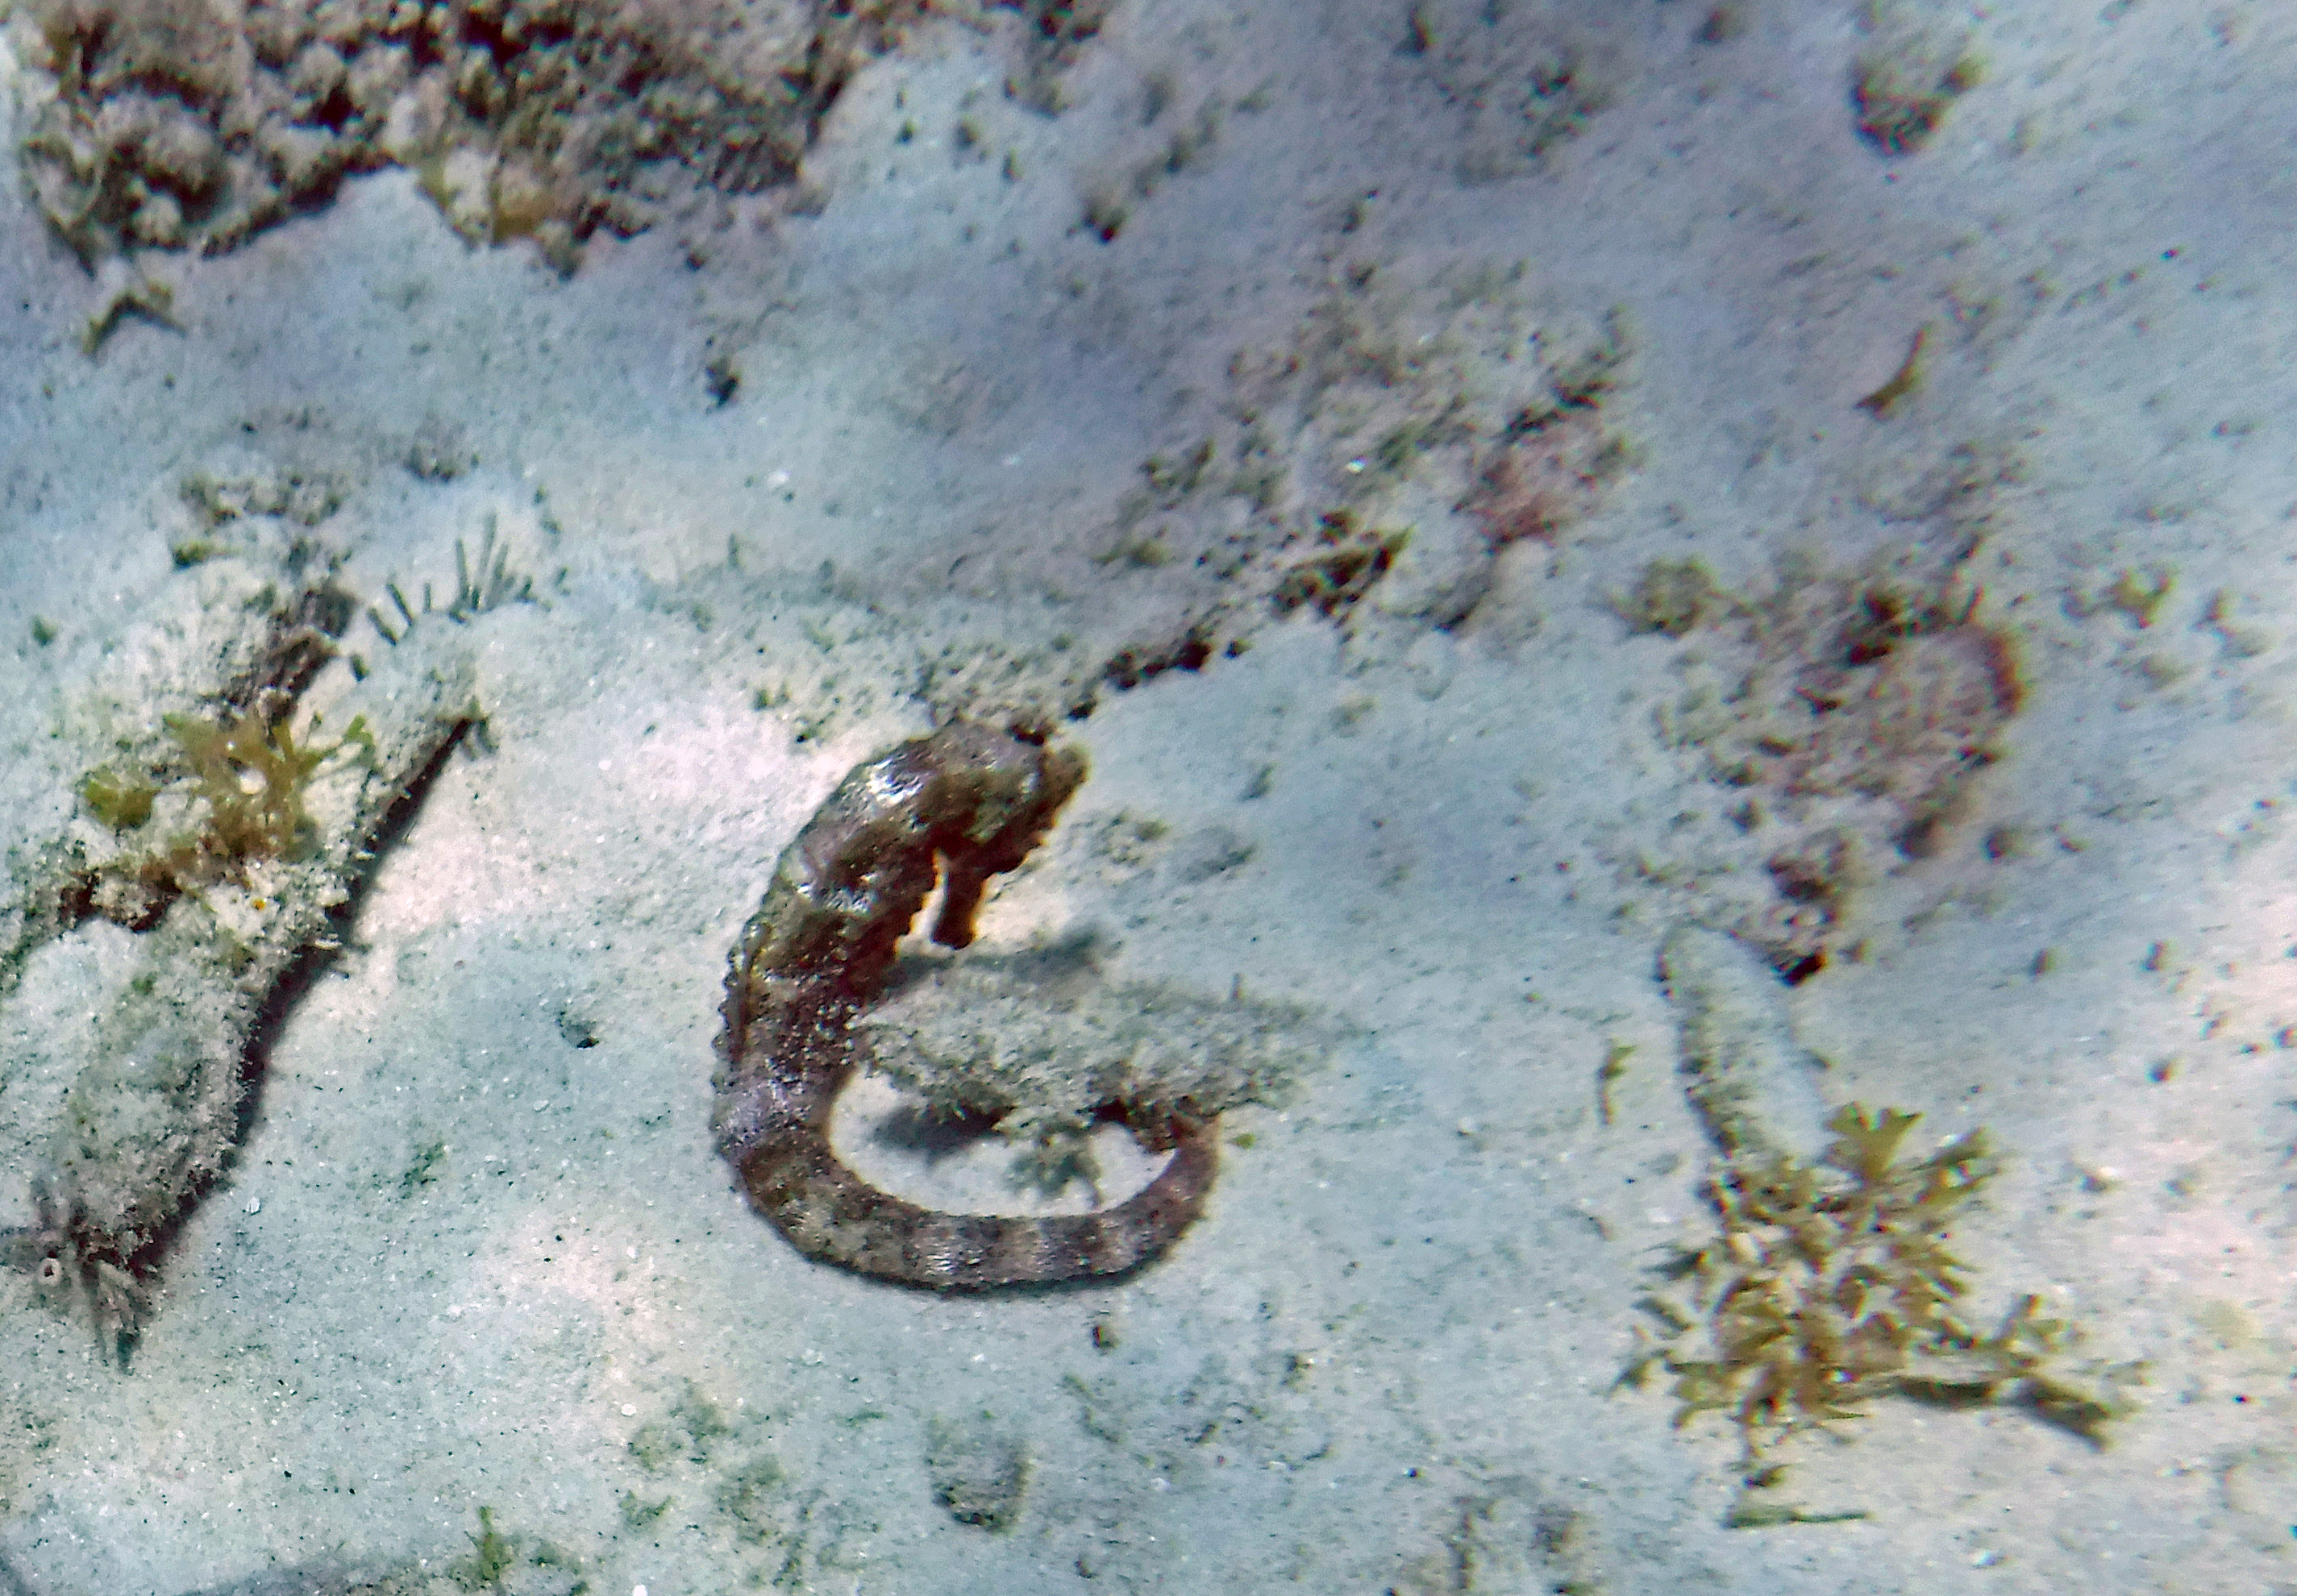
[15,0,931,271]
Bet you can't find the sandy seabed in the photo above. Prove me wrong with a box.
[1,2,2295,1592]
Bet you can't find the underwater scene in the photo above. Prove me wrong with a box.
[0,2,2288,1591]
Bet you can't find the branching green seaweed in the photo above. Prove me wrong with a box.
[162,704,372,864]
[64,704,375,925]
[1625,1103,2139,1468]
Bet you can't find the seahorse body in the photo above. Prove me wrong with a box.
[713,724,1217,1290]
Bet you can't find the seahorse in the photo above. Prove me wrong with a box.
[713,723,1217,1289]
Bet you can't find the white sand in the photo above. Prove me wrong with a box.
[1,2,2294,1591]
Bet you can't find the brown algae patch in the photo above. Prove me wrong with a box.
[1634,921,2139,1519]
[1633,548,2023,977]
[1627,1103,2135,1470]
